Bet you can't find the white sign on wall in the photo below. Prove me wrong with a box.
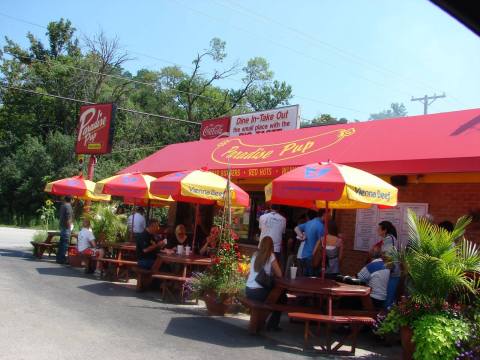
[354,203,429,251]
[229,105,300,137]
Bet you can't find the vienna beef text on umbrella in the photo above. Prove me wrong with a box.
[45,175,111,202]
[150,169,250,250]
[266,162,398,279]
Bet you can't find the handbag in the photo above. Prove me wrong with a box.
[255,268,274,289]
[312,243,322,268]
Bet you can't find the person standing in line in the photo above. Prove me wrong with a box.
[372,220,399,308]
[56,195,73,264]
[127,207,146,242]
[258,204,286,263]
[294,209,325,277]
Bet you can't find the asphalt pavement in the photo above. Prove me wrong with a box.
[0,227,308,360]
[0,227,400,359]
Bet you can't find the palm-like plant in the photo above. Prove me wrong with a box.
[396,209,480,306]
[86,204,127,244]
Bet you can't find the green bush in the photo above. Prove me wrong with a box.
[412,313,470,360]
[32,230,48,243]
[87,204,127,244]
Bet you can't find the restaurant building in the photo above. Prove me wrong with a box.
[122,108,480,274]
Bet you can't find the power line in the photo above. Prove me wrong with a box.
[170,0,416,97]
[3,50,364,117]
[0,11,370,117]
[3,51,229,104]
[0,84,201,125]
[213,0,459,100]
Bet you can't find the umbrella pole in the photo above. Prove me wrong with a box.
[192,203,199,254]
[130,200,136,242]
[321,202,330,280]
[146,199,151,222]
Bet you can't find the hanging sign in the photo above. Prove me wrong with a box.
[75,103,116,154]
[229,105,300,137]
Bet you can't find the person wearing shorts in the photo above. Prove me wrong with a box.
[77,219,104,274]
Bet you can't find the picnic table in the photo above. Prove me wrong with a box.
[99,242,137,281]
[31,231,78,258]
[242,277,375,355]
[134,253,212,301]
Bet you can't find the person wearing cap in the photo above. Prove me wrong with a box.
[56,195,73,264]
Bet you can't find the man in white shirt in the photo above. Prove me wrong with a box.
[127,207,146,241]
[259,205,286,262]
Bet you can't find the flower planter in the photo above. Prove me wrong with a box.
[400,326,415,360]
[203,292,232,316]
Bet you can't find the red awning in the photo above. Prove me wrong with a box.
[121,108,480,178]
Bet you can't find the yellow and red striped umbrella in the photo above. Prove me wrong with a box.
[44,176,110,201]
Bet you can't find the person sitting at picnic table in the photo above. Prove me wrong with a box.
[245,236,283,331]
[77,218,104,275]
[136,219,164,269]
[357,248,390,310]
[294,209,325,277]
[323,219,344,279]
[199,225,221,256]
[163,224,192,255]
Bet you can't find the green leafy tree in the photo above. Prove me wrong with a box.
[369,102,407,120]
[301,114,348,128]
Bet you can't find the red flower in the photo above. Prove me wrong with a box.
[230,229,239,241]
[223,243,231,251]
[236,252,242,260]
[212,256,220,264]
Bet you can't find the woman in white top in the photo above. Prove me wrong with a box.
[245,236,283,331]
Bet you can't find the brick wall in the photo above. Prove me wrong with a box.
[336,183,480,275]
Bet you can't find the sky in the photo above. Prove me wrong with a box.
[1,0,479,122]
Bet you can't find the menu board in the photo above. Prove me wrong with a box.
[354,203,429,251]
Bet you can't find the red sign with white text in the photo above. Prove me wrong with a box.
[75,103,116,154]
[200,116,231,140]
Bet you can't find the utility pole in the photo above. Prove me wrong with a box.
[411,93,446,114]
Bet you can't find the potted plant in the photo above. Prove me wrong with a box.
[87,203,127,245]
[188,224,249,315]
[376,210,480,360]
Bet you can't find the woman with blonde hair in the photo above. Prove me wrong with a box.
[245,236,283,331]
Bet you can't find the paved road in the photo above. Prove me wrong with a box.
[0,226,37,249]
[0,228,308,360]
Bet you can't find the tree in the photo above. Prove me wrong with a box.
[369,102,407,120]
[300,114,348,128]
[0,21,294,224]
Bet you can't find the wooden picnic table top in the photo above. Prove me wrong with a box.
[106,242,136,251]
[156,253,212,266]
[275,277,371,297]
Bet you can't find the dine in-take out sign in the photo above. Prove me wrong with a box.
[75,103,116,154]
[200,105,300,140]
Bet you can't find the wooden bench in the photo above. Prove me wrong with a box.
[238,297,323,335]
[151,272,189,302]
[31,232,77,259]
[98,259,137,281]
[132,266,153,292]
[288,312,375,355]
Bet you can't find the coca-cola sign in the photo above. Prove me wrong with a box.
[200,116,231,140]
[75,103,116,154]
